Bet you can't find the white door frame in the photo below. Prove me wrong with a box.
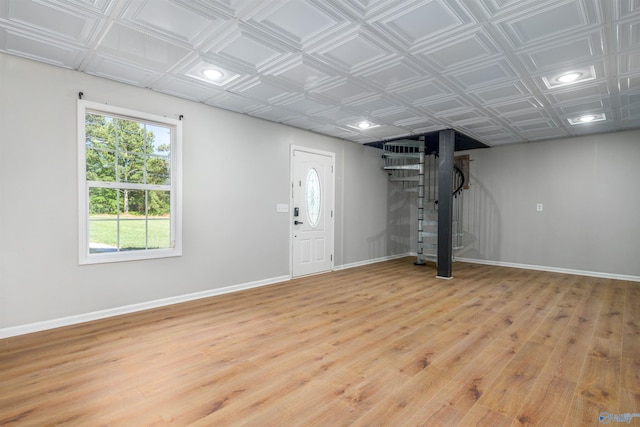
[290,145,335,278]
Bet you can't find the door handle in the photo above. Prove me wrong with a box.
[294,220,304,225]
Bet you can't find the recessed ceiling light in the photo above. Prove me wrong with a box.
[556,72,582,83]
[567,113,606,125]
[346,121,380,131]
[203,69,224,80]
[542,66,596,89]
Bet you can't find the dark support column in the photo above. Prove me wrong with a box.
[437,129,455,279]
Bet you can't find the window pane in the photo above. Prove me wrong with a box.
[148,218,171,249]
[120,189,145,217]
[119,218,147,251]
[305,168,321,228]
[89,217,117,254]
[116,119,146,153]
[146,155,171,185]
[86,147,116,182]
[117,152,145,183]
[89,187,117,215]
[148,190,171,216]
[147,124,172,156]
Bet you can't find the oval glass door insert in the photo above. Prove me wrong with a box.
[305,168,321,228]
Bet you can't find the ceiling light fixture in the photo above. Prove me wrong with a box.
[556,72,582,83]
[542,66,596,89]
[567,113,606,125]
[203,68,224,80]
[358,121,372,129]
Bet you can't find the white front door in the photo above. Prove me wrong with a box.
[291,146,334,278]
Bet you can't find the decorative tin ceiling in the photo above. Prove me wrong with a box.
[1,0,639,146]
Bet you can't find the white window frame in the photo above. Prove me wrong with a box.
[78,100,182,264]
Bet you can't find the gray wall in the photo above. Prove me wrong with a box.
[459,130,640,277]
[0,54,400,332]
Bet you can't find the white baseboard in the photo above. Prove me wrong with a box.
[456,257,640,282]
[0,275,290,339]
[334,253,413,271]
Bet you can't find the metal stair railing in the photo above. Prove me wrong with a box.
[382,140,466,265]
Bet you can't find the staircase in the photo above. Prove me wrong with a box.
[382,139,465,265]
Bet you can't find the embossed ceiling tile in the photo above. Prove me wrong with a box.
[502,109,550,123]
[265,54,334,90]
[553,98,610,115]
[310,78,377,103]
[204,91,260,113]
[120,0,224,47]
[518,127,570,141]
[438,109,487,124]
[620,92,640,108]
[374,0,472,47]
[282,116,326,130]
[495,0,601,48]
[519,31,605,72]
[1,0,103,44]
[458,118,502,130]
[486,136,525,146]
[418,96,472,114]
[614,0,640,19]
[415,29,501,71]
[449,59,518,90]
[0,27,86,68]
[469,80,534,104]
[97,23,191,72]
[333,0,400,19]
[356,125,410,139]
[619,94,640,120]
[314,28,394,72]
[371,107,421,125]
[395,79,451,103]
[152,75,224,101]
[206,25,288,71]
[474,0,539,16]
[358,58,425,89]
[467,126,514,138]
[229,76,296,103]
[275,94,334,115]
[56,0,114,15]
[618,52,640,74]
[247,105,299,123]
[393,115,440,128]
[345,95,398,114]
[313,106,361,124]
[485,97,544,115]
[617,19,640,51]
[513,119,559,133]
[619,73,640,91]
[412,123,450,135]
[544,81,611,104]
[83,53,161,87]
[250,0,348,47]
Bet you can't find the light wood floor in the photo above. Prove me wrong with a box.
[1,258,639,426]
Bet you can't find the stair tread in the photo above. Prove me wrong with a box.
[383,164,420,170]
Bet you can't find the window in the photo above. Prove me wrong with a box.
[78,100,182,264]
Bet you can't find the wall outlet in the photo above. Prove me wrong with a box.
[536,203,543,212]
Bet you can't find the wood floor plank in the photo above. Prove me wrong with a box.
[0,258,637,426]
[575,337,622,409]
[475,341,552,418]
[513,373,577,426]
